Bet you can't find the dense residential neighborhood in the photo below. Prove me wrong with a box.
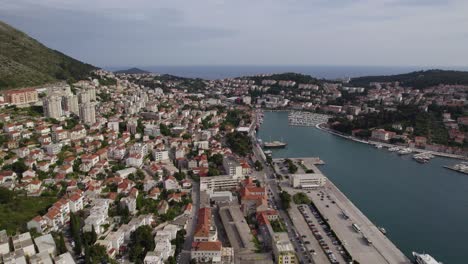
[0,69,296,264]
[0,68,467,264]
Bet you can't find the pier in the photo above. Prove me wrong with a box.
[278,158,411,264]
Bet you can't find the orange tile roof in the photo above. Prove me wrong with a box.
[191,241,222,251]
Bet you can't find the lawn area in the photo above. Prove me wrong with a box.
[0,189,56,234]
[270,219,286,233]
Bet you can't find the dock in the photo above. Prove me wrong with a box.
[280,159,411,264]
[288,111,331,127]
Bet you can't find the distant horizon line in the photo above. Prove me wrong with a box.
[103,64,468,70]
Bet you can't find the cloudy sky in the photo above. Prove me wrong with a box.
[1,0,467,68]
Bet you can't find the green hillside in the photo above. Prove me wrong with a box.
[350,69,468,89]
[0,21,96,89]
[114,67,150,74]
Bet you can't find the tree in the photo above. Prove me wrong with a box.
[11,160,28,176]
[226,132,252,156]
[128,225,155,263]
[279,191,292,209]
[136,169,146,181]
[293,192,311,204]
[57,233,67,254]
[174,172,186,181]
[83,225,97,246]
[254,160,263,171]
[70,212,82,255]
[207,167,220,176]
[160,124,172,136]
[85,244,112,264]
[208,153,223,166]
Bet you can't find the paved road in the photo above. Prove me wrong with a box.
[251,138,314,264]
[177,180,200,264]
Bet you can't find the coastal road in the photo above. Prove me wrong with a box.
[251,140,316,264]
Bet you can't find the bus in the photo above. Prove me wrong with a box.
[352,223,361,233]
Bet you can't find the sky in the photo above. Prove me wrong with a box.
[1,0,468,68]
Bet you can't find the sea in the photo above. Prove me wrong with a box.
[107,65,468,80]
[258,111,468,264]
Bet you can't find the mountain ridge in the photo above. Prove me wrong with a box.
[114,67,150,74]
[0,20,97,90]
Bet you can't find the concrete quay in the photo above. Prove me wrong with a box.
[282,162,411,264]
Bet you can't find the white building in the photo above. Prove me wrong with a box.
[62,94,79,115]
[54,253,76,264]
[222,156,243,178]
[34,234,56,255]
[200,175,240,192]
[289,173,326,189]
[0,230,10,256]
[153,150,169,162]
[121,196,137,215]
[12,232,36,256]
[84,199,111,234]
[43,95,63,119]
[191,241,223,263]
[79,102,96,125]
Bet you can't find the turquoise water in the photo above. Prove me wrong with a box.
[257,111,468,264]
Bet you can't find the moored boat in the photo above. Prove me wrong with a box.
[412,251,442,264]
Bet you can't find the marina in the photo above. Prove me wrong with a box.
[444,162,468,175]
[288,111,331,126]
[258,111,468,263]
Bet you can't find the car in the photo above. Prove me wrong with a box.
[302,235,306,238]
[305,241,311,245]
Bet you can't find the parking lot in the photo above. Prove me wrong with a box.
[289,205,331,264]
[297,203,350,264]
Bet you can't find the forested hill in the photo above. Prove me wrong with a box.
[250,72,322,84]
[349,70,468,89]
[0,20,96,89]
[114,68,150,74]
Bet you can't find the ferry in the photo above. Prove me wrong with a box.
[263,140,287,148]
[412,252,443,264]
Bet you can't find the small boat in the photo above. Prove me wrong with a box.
[388,147,400,152]
[378,227,387,235]
[398,148,413,155]
[375,144,383,149]
[412,251,443,264]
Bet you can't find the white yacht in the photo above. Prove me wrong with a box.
[388,146,400,152]
[412,252,442,264]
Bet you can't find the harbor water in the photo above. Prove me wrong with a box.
[257,111,468,264]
